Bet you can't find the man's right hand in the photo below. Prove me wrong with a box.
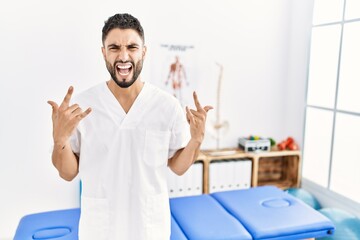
[47,86,92,149]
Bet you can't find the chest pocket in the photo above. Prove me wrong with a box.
[143,130,171,167]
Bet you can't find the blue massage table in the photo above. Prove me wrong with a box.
[14,208,80,240]
[14,186,335,239]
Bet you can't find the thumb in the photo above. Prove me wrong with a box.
[47,101,59,114]
[204,105,214,113]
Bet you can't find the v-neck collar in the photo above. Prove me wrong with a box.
[101,81,149,128]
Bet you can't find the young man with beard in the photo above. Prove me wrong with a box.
[48,13,212,240]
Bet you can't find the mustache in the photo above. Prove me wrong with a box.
[114,60,133,65]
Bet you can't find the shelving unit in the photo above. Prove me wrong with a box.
[198,149,301,194]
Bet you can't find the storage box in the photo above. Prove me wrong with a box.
[238,137,270,152]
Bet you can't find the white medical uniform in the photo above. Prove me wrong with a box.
[70,81,190,240]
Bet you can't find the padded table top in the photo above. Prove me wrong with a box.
[14,208,80,240]
[14,186,335,240]
[171,215,188,240]
[211,186,335,240]
[170,194,252,240]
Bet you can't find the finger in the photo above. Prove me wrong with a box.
[204,105,214,113]
[193,91,204,112]
[47,101,59,113]
[77,107,92,120]
[189,109,204,119]
[185,110,191,124]
[186,106,195,125]
[71,107,83,116]
[67,104,80,113]
[59,86,74,109]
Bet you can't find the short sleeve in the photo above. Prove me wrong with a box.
[168,102,190,159]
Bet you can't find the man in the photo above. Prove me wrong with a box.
[48,13,212,240]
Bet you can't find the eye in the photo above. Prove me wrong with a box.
[128,45,138,50]
[108,45,119,51]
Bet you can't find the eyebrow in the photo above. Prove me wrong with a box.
[107,44,120,49]
[107,43,140,49]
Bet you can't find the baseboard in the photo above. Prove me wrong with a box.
[301,178,360,218]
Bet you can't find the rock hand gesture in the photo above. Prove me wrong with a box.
[47,86,91,181]
[48,86,91,149]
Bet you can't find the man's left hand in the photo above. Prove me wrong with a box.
[186,91,213,144]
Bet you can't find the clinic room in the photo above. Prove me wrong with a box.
[1,0,360,239]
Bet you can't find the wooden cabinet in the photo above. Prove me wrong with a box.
[196,149,301,194]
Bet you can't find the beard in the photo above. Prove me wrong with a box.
[105,58,144,88]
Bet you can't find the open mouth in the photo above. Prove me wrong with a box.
[116,62,132,76]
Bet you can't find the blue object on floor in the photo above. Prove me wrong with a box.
[14,208,80,240]
[317,208,360,240]
[212,186,335,240]
[285,187,322,210]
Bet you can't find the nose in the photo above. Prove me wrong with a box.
[117,47,129,62]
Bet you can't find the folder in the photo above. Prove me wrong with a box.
[193,162,203,195]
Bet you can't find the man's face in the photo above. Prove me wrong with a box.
[102,28,146,88]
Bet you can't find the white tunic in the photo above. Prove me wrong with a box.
[70,82,189,240]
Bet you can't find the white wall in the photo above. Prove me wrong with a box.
[0,0,313,238]
[284,0,314,148]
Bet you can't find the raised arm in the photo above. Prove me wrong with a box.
[47,86,91,181]
[168,91,212,175]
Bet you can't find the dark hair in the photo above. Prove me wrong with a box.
[102,13,145,44]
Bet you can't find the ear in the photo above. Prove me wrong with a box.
[142,45,147,59]
[101,46,106,60]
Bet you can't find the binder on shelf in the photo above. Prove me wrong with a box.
[225,160,235,191]
[209,161,217,193]
[209,158,253,193]
[210,160,232,193]
[177,169,185,196]
[242,160,252,189]
[218,161,226,191]
[167,166,177,197]
[234,160,242,190]
[167,162,203,197]
[193,162,203,195]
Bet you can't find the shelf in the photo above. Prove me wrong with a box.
[198,148,301,193]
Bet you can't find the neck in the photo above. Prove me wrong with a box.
[107,78,144,99]
[107,78,144,113]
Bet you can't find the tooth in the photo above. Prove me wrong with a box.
[117,65,131,69]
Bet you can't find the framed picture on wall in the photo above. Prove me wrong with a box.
[150,43,198,108]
